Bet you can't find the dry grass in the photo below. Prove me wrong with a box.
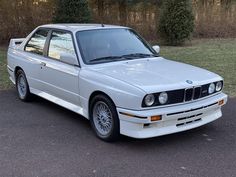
[0,47,12,90]
[160,38,236,97]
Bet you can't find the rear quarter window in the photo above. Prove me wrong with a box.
[25,29,49,55]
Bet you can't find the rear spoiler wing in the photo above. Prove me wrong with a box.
[9,38,25,49]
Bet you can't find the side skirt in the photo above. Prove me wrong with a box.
[30,87,88,119]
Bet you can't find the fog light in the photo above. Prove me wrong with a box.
[151,115,162,121]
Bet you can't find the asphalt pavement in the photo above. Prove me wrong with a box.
[0,89,235,177]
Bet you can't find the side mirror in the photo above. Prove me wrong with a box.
[152,45,160,54]
[60,53,77,65]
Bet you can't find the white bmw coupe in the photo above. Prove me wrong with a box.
[7,24,227,141]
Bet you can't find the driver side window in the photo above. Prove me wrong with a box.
[48,31,76,60]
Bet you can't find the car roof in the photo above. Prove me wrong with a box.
[39,24,129,32]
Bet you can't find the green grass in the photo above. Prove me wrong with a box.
[0,47,12,90]
[0,39,235,96]
[160,39,236,97]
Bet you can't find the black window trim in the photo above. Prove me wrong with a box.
[24,27,80,67]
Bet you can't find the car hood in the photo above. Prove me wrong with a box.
[88,57,222,93]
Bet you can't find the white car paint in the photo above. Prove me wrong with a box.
[88,57,222,93]
[7,24,227,139]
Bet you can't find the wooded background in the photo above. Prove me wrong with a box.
[1,0,236,43]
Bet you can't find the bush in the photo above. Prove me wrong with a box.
[159,0,194,46]
[53,0,91,23]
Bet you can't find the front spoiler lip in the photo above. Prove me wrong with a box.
[120,108,222,139]
[117,92,227,139]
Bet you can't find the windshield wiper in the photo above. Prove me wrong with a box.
[122,53,159,59]
[89,56,124,63]
[89,53,159,63]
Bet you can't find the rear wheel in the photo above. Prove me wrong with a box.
[90,94,120,142]
[16,69,32,101]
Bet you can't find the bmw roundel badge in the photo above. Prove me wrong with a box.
[186,80,193,84]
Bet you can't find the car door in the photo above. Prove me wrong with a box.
[23,29,50,91]
[39,30,80,106]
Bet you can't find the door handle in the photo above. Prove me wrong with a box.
[41,62,46,66]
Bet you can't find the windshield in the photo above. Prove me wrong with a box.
[76,28,158,64]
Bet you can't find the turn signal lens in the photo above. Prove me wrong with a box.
[151,115,162,121]
[218,100,224,105]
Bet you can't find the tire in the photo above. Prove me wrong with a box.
[90,94,120,142]
[15,69,33,101]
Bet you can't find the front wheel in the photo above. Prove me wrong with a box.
[90,95,120,142]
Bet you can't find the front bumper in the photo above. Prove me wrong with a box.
[117,92,227,139]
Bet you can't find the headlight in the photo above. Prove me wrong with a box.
[144,94,155,106]
[216,81,223,91]
[208,83,215,94]
[159,92,168,104]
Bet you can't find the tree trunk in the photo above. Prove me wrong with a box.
[119,0,127,25]
[97,0,104,22]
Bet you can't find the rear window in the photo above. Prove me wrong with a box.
[25,29,49,55]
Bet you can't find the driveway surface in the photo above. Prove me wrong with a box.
[0,89,235,177]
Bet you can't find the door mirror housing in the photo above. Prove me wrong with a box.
[152,45,160,54]
[60,53,77,65]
